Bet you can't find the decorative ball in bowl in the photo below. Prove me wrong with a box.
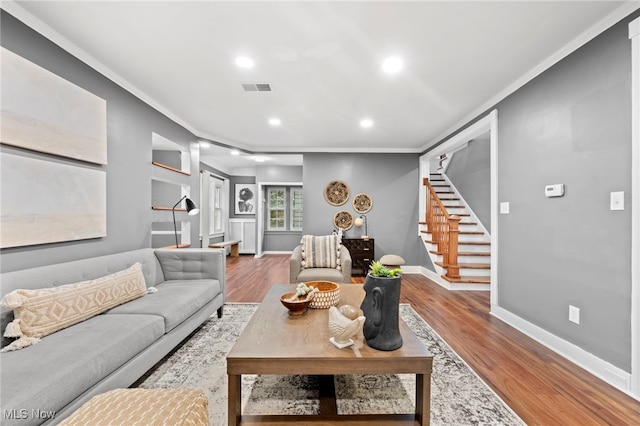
[280,293,312,316]
[305,281,340,309]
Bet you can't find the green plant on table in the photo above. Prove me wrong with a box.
[368,260,403,278]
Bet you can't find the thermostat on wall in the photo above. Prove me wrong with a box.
[545,184,564,198]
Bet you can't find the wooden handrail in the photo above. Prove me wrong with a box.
[423,177,460,280]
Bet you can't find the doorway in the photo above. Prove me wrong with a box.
[420,110,498,307]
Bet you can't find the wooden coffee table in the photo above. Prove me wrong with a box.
[227,284,433,425]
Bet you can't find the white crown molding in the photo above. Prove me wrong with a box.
[1,0,206,140]
[1,1,424,154]
[4,1,638,155]
[421,2,640,152]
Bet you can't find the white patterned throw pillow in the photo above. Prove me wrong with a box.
[300,235,341,270]
[1,262,147,351]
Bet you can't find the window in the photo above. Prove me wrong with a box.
[209,176,225,234]
[268,188,286,230]
[291,187,303,230]
[213,183,222,233]
[266,186,303,231]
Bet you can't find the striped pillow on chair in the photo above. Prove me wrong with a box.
[300,235,341,270]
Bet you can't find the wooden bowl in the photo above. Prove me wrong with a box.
[306,281,340,309]
[280,292,312,316]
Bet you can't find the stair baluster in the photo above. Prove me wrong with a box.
[423,177,460,281]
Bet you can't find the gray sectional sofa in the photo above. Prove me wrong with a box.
[0,248,225,426]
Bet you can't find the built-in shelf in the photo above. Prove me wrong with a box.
[152,161,191,176]
[151,132,193,249]
[152,206,187,211]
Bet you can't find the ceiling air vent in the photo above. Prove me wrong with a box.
[241,83,272,92]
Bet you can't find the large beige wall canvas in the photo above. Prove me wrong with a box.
[0,47,107,165]
[0,153,107,248]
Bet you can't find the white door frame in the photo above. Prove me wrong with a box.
[255,181,303,258]
[628,16,639,399]
[421,109,498,306]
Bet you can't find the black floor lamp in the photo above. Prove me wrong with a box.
[172,195,199,248]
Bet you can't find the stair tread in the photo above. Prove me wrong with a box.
[430,250,491,256]
[435,261,490,269]
[459,251,491,256]
[441,275,491,284]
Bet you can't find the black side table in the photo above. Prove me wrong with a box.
[342,238,375,276]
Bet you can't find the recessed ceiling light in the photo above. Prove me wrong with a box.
[230,149,240,156]
[268,118,281,126]
[235,56,254,68]
[360,118,374,128]
[382,56,403,74]
[199,141,211,148]
[253,156,266,162]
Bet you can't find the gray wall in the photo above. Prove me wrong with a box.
[229,176,256,219]
[0,11,200,272]
[303,153,430,267]
[445,136,491,232]
[432,12,636,371]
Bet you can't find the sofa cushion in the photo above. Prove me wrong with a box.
[300,235,341,270]
[1,263,147,351]
[296,267,347,283]
[0,313,164,426]
[105,279,220,332]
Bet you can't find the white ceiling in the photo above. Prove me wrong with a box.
[5,1,637,172]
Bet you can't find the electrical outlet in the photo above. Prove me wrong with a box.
[569,305,580,324]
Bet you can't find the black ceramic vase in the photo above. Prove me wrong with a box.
[360,274,403,351]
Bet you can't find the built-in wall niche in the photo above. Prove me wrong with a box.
[151,132,193,248]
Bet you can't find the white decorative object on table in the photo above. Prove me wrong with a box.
[328,306,365,348]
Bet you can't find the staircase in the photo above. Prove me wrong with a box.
[420,173,491,290]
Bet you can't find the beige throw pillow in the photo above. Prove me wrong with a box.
[300,235,341,270]
[1,262,147,351]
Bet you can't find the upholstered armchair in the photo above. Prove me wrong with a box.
[290,235,352,284]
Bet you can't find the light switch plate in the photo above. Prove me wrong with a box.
[569,305,580,324]
[500,202,510,214]
[610,191,624,211]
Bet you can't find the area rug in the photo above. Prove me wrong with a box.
[135,303,525,425]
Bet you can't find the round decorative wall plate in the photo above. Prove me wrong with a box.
[324,180,350,206]
[333,210,354,230]
[352,193,373,213]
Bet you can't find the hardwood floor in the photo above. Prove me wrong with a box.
[225,254,640,425]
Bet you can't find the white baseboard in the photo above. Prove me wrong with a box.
[491,305,636,399]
